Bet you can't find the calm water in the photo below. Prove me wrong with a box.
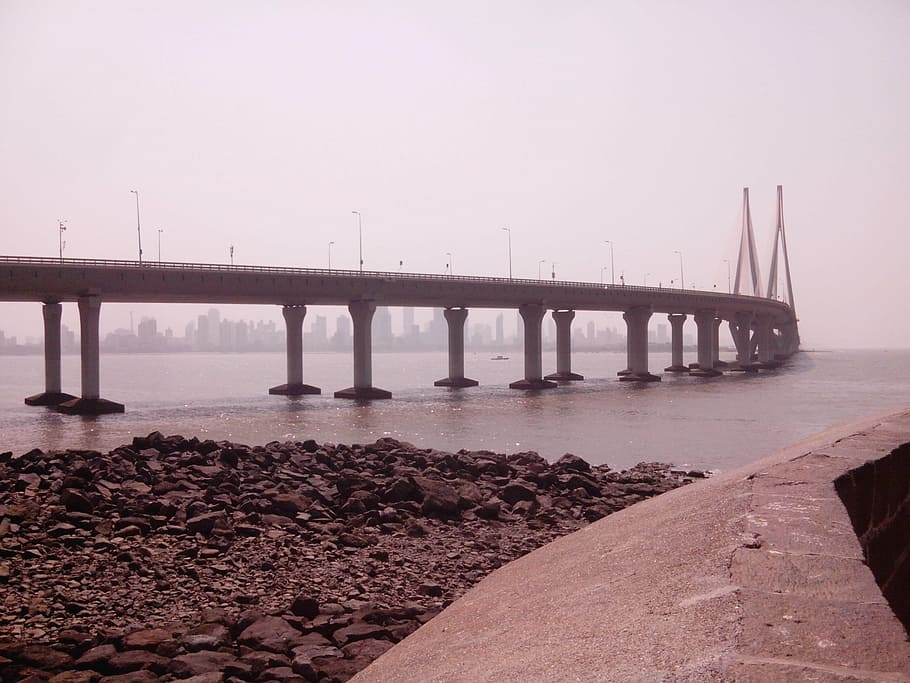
[0,349,907,471]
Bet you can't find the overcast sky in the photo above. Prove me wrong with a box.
[1,1,908,348]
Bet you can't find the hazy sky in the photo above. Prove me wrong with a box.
[1,1,908,348]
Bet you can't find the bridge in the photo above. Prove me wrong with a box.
[0,187,798,414]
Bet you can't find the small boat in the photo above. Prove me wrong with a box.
[490,354,509,361]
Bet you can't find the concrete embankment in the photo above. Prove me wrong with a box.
[355,409,910,682]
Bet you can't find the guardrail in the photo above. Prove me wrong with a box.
[0,254,786,307]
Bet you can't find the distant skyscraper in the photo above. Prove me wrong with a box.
[374,307,393,347]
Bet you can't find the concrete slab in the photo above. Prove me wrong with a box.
[354,409,910,682]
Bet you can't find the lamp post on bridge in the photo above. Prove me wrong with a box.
[674,250,684,291]
[352,210,363,273]
[446,251,453,276]
[538,259,546,280]
[723,259,731,293]
[328,241,335,270]
[157,229,163,262]
[230,244,234,266]
[129,189,143,263]
[501,227,512,279]
[604,240,615,285]
[58,220,66,260]
[644,272,651,287]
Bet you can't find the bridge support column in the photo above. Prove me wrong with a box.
[56,296,124,414]
[730,311,756,371]
[270,305,320,395]
[435,308,478,387]
[510,304,557,389]
[712,316,725,367]
[691,310,722,377]
[620,307,660,382]
[664,313,689,372]
[545,310,583,381]
[335,301,391,399]
[754,315,779,368]
[25,302,76,406]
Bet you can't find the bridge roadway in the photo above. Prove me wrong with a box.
[0,256,799,413]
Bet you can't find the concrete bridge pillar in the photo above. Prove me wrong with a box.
[712,316,722,367]
[730,311,756,370]
[335,301,391,399]
[510,304,556,389]
[621,306,659,382]
[754,315,779,367]
[56,296,124,414]
[691,310,721,377]
[25,302,76,406]
[270,305,320,395]
[435,308,478,387]
[664,313,688,372]
[545,310,583,381]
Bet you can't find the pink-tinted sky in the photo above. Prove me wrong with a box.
[1,1,908,347]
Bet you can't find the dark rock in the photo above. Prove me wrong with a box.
[555,453,592,473]
[331,622,391,646]
[289,595,320,620]
[168,651,239,677]
[413,477,460,517]
[237,616,305,654]
[500,482,538,505]
[17,645,74,671]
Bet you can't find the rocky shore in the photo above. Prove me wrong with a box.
[0,433,702,682]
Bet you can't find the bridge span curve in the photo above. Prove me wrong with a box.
[0,255,799,413]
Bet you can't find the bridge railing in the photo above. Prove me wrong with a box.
[0,254,784,305]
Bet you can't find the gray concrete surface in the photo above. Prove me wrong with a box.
[354,410,910,682]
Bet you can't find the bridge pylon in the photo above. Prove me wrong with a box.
[733,187,763,298]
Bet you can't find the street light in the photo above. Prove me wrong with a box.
[722,258,731,293]
[604,240,615,285]
[230,244,234,266]
[445,251,453,276]
[501,227,512,279]
[328,241,335,270]
[157,228,163,262]
[352,210,363,273]
[673,250,684,290]
[129,190,143,263]
[58,220,67,260]
[551,262,556,280]
[538,259,546,280]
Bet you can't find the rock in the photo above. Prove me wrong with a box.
[237,616,305,654]
[121,628,172,650]
[500,482,537,505]
[168,651,239,677]
[413,477,460,517]
[17,645,74,670]
[181,674,223,683]
[555,453,592,472]
[341,637,394,660]
[289,595,320,620]
[331,622,391,646]
[185,511,229,536]
[60,490,93,514]
[106,650,170,674]
[98,672,159,683]
[48,672,98,683]
[75,644,116,671]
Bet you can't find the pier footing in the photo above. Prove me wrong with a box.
[269,383,321,396]
[509,378,557,390]
[55,397,125,415]
[24,391,77,406]
[663,365,690,373]
[544,371,584,381]
[619,372,661,383]
[434,377,479,388]
[690,367,723,378]
[334,386,392,400]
